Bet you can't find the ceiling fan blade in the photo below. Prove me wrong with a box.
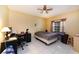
[37,8,42,10]
[47,8,53,11]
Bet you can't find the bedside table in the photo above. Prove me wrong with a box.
[60,34,69,44]
[73,35,79,52]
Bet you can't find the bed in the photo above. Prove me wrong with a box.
[34,31,63,45]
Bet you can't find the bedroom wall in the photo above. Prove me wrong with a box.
[0,6,9,48]
[45,10,79,36]
[8,10,46,36]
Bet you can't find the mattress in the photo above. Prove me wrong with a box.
[35,31,58,40]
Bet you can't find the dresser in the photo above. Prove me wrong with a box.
[73,34,79,53]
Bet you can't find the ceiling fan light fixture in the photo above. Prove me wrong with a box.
[37,5,53,14]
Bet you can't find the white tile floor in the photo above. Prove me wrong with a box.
[18,37,77,54]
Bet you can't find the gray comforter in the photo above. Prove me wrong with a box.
[35,31,59,40]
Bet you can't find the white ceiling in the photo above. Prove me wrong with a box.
[8,5,79,18]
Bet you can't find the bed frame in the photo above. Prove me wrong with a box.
[34,35,58,45]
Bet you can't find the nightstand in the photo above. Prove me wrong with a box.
[73,35,79,52]
[60,34,69,44]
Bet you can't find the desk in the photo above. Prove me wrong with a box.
[0,37,17,54]
[6,37,17,42]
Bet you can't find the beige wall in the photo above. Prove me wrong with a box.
[0,6,9,42]
[8,10,45,36]
[0,6,9,48]
[45,10,79,36]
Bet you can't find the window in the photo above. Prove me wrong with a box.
[52,21,60,32]
[51,19,66,32]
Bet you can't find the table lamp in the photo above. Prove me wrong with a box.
[1,27,11,40]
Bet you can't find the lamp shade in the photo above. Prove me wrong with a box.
[1,27,11,32]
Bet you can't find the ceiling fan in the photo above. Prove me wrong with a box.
[37,5,53,13]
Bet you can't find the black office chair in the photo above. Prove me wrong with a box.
[24,33,28,46]
[17,35,24,50]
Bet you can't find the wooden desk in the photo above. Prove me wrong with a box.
[6,37,17,42]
